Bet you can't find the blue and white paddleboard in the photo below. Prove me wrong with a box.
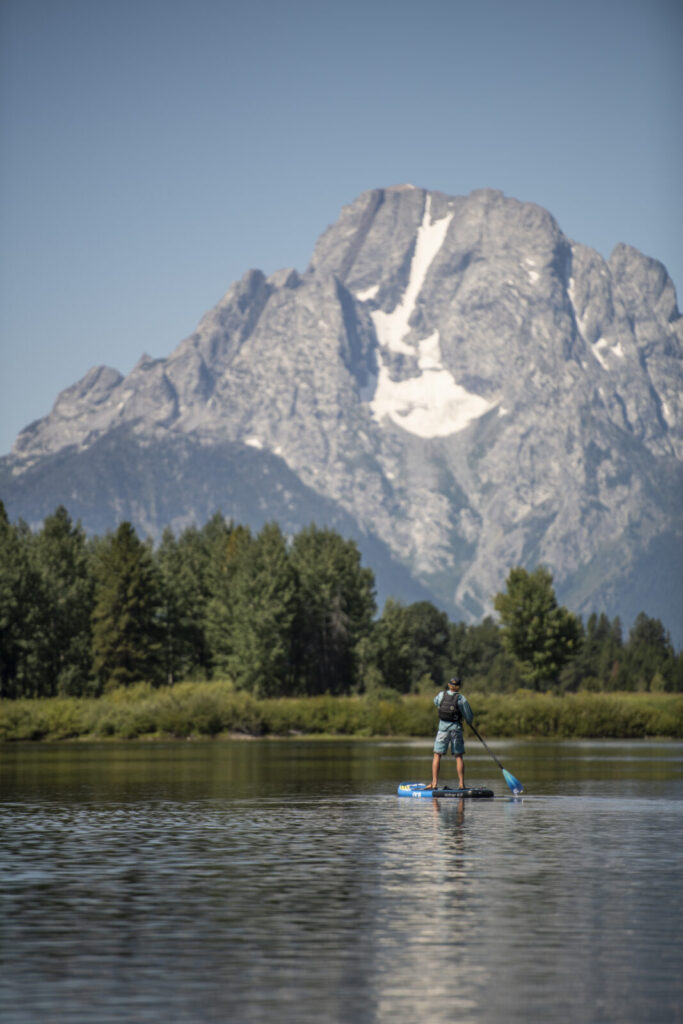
[398,782,495,799]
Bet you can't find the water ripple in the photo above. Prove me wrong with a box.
[2,741,682,1023]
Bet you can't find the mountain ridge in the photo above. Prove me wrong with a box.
[3,185,682,642]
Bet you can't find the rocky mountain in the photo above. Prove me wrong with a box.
[2,185,682,643]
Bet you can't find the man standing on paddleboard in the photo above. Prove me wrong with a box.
[427,676,474,790]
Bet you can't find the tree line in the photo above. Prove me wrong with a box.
[1,502,681,699]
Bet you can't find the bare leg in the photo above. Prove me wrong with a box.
[455,754,465,790]
[429,752,441,788]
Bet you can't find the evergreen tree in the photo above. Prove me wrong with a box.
[290,525,376,694]
[204,521,252,676]
[449,616,520,691]
[493,566,582,689]
[157,527,185,684]
[363,598,413,692]
[451,616,501,681]
[0,503,39,697]
[624,613,676,692]
[157,524,215,683]
[29,506,94,696]
[560,612,626,692]
[367,599,450,692]
[601,617,626,690]
[401,601,450,689]
[91,522,163,691]
[224,522,297,695]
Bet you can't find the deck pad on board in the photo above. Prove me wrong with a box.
[398,782,494,799]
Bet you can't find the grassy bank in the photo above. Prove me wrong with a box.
[1,683,682,741]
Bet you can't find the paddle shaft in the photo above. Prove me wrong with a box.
[468,721,507,772]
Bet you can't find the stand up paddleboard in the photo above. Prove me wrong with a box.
[397,782,494,799]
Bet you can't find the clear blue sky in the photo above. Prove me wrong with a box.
[1,0,681,456]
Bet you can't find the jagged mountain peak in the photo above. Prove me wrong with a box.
[2,184,682,642]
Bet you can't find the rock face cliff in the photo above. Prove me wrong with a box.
[2,186,682,640]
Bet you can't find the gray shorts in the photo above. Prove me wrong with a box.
[434,727,464,756]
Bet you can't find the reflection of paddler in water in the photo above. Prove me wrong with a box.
[432,798,467,886]
[426,676,474,790]
[432,795,465,826]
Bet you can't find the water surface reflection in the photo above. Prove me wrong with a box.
[1,740,682,1022]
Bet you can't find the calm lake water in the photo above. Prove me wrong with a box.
[1,738,682,1023]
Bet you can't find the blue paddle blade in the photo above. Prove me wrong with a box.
[503,769,524,795]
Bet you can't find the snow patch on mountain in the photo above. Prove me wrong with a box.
[369,326,494,440]
[593,338,610,369]
[567,276,588,341]
[365,194,492,437]
[369,348,495,438]
[355,284,379,302]
[593,337,625,369]
[370,195,453,354]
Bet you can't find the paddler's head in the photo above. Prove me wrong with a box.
[447,676,461,690]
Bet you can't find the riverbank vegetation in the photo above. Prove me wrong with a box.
[1,683,681,742]
[1,504,681,716]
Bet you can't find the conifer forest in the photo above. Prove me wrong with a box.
[1,501,681,704]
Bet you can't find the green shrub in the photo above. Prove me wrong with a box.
[0,700,50,741]
[1,686,682,741]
